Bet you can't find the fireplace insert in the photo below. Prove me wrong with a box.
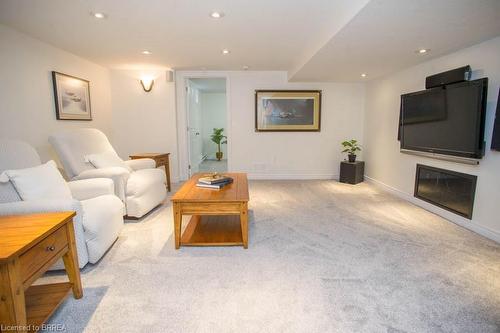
[414,164,477,219]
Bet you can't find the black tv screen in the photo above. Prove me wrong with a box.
[400,78,488,159]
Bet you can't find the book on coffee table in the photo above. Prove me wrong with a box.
[198,174,233,185]
[196,178,233,189]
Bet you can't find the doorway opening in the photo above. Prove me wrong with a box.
[186,78,228,175]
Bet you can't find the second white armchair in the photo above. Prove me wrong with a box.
[49,129,166,218]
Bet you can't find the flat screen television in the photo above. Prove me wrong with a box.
[399,78,488,159]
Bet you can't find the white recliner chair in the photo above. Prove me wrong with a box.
[49,129,166,218]
[0,139,124,268]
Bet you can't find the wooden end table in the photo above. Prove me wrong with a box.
[0,212,83,333]
[171,173,249,249]
[129,153,171,192]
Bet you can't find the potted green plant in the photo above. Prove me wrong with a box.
[211,128,227,161]
[341,139,361,163]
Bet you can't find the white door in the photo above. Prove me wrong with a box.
[187,83,203,175]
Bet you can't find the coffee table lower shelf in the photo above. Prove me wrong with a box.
[180,215,243,246]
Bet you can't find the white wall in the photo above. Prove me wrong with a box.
[200,92,227,160]
[364,37,500,241]
[176,71,365,180]
[0,24,113,163]
[109,69,179,181]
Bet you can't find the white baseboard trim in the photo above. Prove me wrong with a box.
[365,176,500,243]
[248,173,338,180]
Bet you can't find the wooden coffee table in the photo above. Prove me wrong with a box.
[171,173,249,249]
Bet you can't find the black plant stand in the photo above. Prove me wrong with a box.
[339,161,365,185]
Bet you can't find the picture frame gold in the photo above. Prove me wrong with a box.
[255,90,321,132]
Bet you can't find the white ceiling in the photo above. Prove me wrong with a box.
[0,0,499,82]
[0,0,367,72]
[290,0,500,82]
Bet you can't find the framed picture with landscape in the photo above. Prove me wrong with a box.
[52,71,92,120]
[255,90,321,132]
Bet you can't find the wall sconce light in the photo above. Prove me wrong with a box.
[140,78,154,92]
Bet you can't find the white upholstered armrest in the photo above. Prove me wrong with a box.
[0,199,82,216]
[75,167,130,180]
[124,158,156,170]
[68,178,115,201]
[73,167,130,202]
[0,199,89,267]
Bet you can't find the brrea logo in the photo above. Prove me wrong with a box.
[41,324,66,331]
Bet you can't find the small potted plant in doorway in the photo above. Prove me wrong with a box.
[211,128,227,161]
[341,139,361,162]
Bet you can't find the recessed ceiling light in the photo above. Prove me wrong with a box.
[222,49,230,55]
[417,48,429,54]
[210,11,224,19]
[92,12,106,19]
[141,50,152,55]
[361,73,367,78]
[243,65,249,70]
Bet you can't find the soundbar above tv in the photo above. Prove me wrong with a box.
[399,77,488,160]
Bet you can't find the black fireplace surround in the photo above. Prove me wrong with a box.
[414,164,477,219]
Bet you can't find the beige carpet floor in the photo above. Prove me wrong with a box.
[41,180,500,332]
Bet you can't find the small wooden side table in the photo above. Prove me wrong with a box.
[129,153,171,192]
[0,212,83,333]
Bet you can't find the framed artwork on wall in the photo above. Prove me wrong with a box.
[255,90,321,132]
[52,71,92,120]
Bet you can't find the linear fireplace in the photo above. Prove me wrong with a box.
[414,164,477,219]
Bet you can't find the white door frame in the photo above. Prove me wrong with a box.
[175,71,231,180]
